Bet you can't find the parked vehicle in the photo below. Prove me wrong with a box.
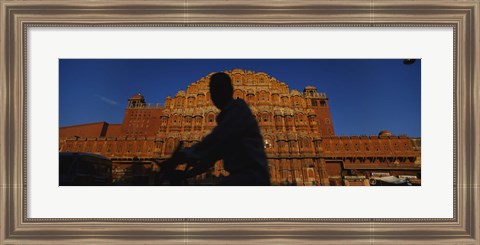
[369,176,412,186]
[59,152,112,186]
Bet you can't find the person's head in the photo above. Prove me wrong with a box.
[209,72,234,110]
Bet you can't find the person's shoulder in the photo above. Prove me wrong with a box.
[232,99,254,115]
[233,98,248,107]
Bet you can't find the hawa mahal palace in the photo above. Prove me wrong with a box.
[60,69,421,186]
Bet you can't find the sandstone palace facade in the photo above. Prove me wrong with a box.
[60,69,421,186]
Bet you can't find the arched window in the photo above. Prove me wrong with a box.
[166,138,175,154]
[262,113,269,122]
[155,141,163,149]
[264,139,273,149]
[234,90,243,99]
[209,115,214,123]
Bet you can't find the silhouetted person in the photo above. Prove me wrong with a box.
[179,72,270,186]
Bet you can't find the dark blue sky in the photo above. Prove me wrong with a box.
[59,59,421,137]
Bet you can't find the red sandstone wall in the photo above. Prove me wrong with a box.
[122,108,163,136]
[313,99,335,136]
[59,122,108,138]
[105,124,124,137]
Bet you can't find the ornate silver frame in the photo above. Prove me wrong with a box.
[1,0,478,244]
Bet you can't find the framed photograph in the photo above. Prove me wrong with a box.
[1,0,478,244]
[58,58,421,188]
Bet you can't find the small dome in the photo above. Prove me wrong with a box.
[129,93,144,100]
[176,90,186,97]
[378,130,393,136]
[271,90,280,95]
[231,68,245,74]
[290,90,301,96]
[257,87,269,92]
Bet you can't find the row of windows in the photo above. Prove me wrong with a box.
[311,100,327,107]
[169,96,208,108]
[63,140,413,156]
[166,94,327,109]
[70,139,315,153]
[343,158,416,165]
[233,77,267,84]
[64,143,154,153]
[129,110,153,118]
[263,139,315,149]
[127,123,150,128]
[168,115,216,124]
[161,114,330,126]
[323,142,411,152]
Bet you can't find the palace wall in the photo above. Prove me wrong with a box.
[59,69,421,186]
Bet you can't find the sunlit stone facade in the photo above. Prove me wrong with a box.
[60,69,421,185]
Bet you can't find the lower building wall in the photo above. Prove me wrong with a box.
[60,137,421,186]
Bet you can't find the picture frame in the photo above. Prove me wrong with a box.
[1,0,478,244]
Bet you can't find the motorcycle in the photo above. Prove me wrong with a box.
[154,142,189,186]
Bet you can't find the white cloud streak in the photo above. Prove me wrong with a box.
[95,94,118,106]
